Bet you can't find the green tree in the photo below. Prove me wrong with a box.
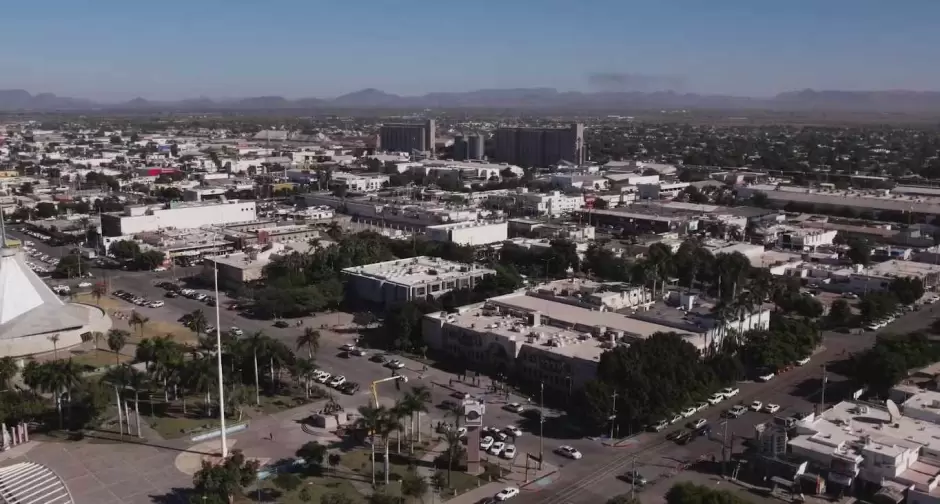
[400,471,429,503]
[665,482,752,504]
[135,250,166,271]
[0,357,18,391]
[107,329,129,366]
[191,450,260,503]
[889,277,925,305]
[296,441,327,470]
[320,492,356,504]
[827,299,853,328]
[354,405,385,485]
[296,328,321,359]
[273,472,303,492]
[245,331,269,405]
[847,239,872,266]
[108,240,141,261]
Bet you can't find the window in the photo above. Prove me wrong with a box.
[445,281,455,289]
[431,284,441,293]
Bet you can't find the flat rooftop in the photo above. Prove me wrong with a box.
[747,184,940,214]
[865,260,940,279]
[342,256,494,287]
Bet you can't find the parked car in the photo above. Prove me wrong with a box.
[707,393,725,405]
[385,359,405,370]
[315,372,331,384]
[340,343,356,351]
[680,407,696,418]
[726,405,748,418]
[340,382,360,395]
[720,387,740,398]
[648,420,668,432]
[231,327,244,336]
[763,403,781,414]
[273,320,289,328]
[504,425,522,437]
[501,444,516,459]
[750,401,763,411]
[795,356,811,366]
[489,441,505,456]
[370,354,388,364]
[621,472,647,486]
[77,281,92,288]
[328,375,346,388]
[758,372,775,382]
[480,436,495,450]
[351,348,367,356]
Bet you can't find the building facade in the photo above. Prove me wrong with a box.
[379,120,436,155]
[426,221,508,246]
[494,124,584,167]
[100,200,257,237]
[342,256,495,307]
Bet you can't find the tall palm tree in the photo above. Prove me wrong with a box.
[188,357,216,418]
[48,333,61,360]
[129,311,149,338]
[0,356,17,391]
[291,358,317,399]
[402,385,432,451]
[245,331,269,405]
[442,429,462,487]
[91,283,106,306]
[379,410,402,485]
[391,399,410,455]
[107,329,129,366]
[136,337,155,372]
[296,328,320,359]
[355,405,385,485]
[125,366,147,437]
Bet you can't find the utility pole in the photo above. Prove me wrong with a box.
[609,391,618,440]
[721,420,730,476]
[820,363,828,412]
[538,381,544,470]
[631,456,638,500]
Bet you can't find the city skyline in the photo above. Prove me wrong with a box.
[1,0,937,101]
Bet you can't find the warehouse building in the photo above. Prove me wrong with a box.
[100,200,256,237]
[426,221,508,246]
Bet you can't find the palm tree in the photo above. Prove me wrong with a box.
[129,311,149,338]
[91,283,106,306]
[107,329,129,366]
[125,366,147,437]
[442,429,462,487]
[291,358,317,399]
[379,410,401,485]
[402,385,431,451]
[136,337,155,372]
[188,309,208,337]
[245,331,269,405]
[296,328,320,359]
[48,333,61,360]
[0,356,17,391]
[91,331,104,352]
[188,357,216,417]
[355,405,385,485]
[391,399,409,455]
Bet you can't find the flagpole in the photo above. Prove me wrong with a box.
[214,262,228,457]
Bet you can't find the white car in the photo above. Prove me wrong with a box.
[669,414,682,424]
[680,407,696,418]
[316,372,332,383]
[77,281,92,288]
[148,301,165,308]
[489,441,506,456]
[763,403,781,414]
[555,445,582,460]
[340,343,356,351]
[504,425,522,437]
[695,402,709,412]
[501,444,516,459]
[720,387,740,398]
[328,375,346,388]
[504,402,525,413]
[707,393,724,405]
[495,487,519,501]
[153,266,167,272]
[231,327,244,336]
[758,372,775,382]
[480,436,494,450]
[795,357,811,366]
[750,401,763,411]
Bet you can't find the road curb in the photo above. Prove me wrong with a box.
[520,469,558,490]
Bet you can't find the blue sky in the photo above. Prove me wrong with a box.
[1,0,937,101]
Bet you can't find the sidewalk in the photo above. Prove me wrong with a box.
[447,453,559,504]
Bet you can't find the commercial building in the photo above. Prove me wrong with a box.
[379,120,436,155]
[100,200,256,237]
[636,182,690,200]
[426,221,508,246]
[330,172,390,192]
[485,189,584,217]
[453,134,485,161]
[202,246,279,290]
[222,222,321,248]
[737,184,940,219]
[788,397,940,500]
[494,123,584,167]
[342,256,495,307]
[759,225,839,252]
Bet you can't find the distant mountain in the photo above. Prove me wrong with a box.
[3,87,940,113]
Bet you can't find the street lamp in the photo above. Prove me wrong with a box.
[213,263,228,458]
[538,381,544,470]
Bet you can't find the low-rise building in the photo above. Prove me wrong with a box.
[426,221,508,246]
[100,200,256,237]
[485,189,583,217]
[342,256,495,307]
[202,246,280,289]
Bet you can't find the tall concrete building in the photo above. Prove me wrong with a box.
[379,119,436,155]
[452,133,485,161]
[494,123,584,167]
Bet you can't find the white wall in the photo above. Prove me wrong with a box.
[117,202,256,234]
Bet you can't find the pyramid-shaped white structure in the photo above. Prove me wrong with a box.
[0,248,87,340]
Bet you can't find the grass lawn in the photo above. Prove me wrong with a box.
[67,348,131,368]
[148,413,221,439]
[250,392,316,416]
[240,475,366,504]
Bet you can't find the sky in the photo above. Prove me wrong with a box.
[0,0,937,101]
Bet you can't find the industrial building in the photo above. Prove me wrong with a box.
[100,200,256,237]
[379,120,436,155]
[494,123,584,167]
[453,134,485,161]
[737,184,940,219]
[426,221,508,246]
[342,256,495,307]
[330,172,390,192]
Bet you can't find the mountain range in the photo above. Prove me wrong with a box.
[3,87,940,113]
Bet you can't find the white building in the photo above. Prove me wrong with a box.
[486,189,583,217]
[790,398,940,502]
[100,200,256,237]
[762,225,839,251]
[342,256,496,307]
[331,172,390,192]
[426,221,508,247]
[636,182,690,200]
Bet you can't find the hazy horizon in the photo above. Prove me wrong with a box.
[2,0,938,102]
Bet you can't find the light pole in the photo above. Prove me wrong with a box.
[213,263,228,458]
[609,391,618,440]
[538,381,544,470]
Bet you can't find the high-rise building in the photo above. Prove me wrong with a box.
[494,123,584,167]
[467,134,485,160]
[379,119,436,155]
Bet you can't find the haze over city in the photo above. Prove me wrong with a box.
[1,0,938,101]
